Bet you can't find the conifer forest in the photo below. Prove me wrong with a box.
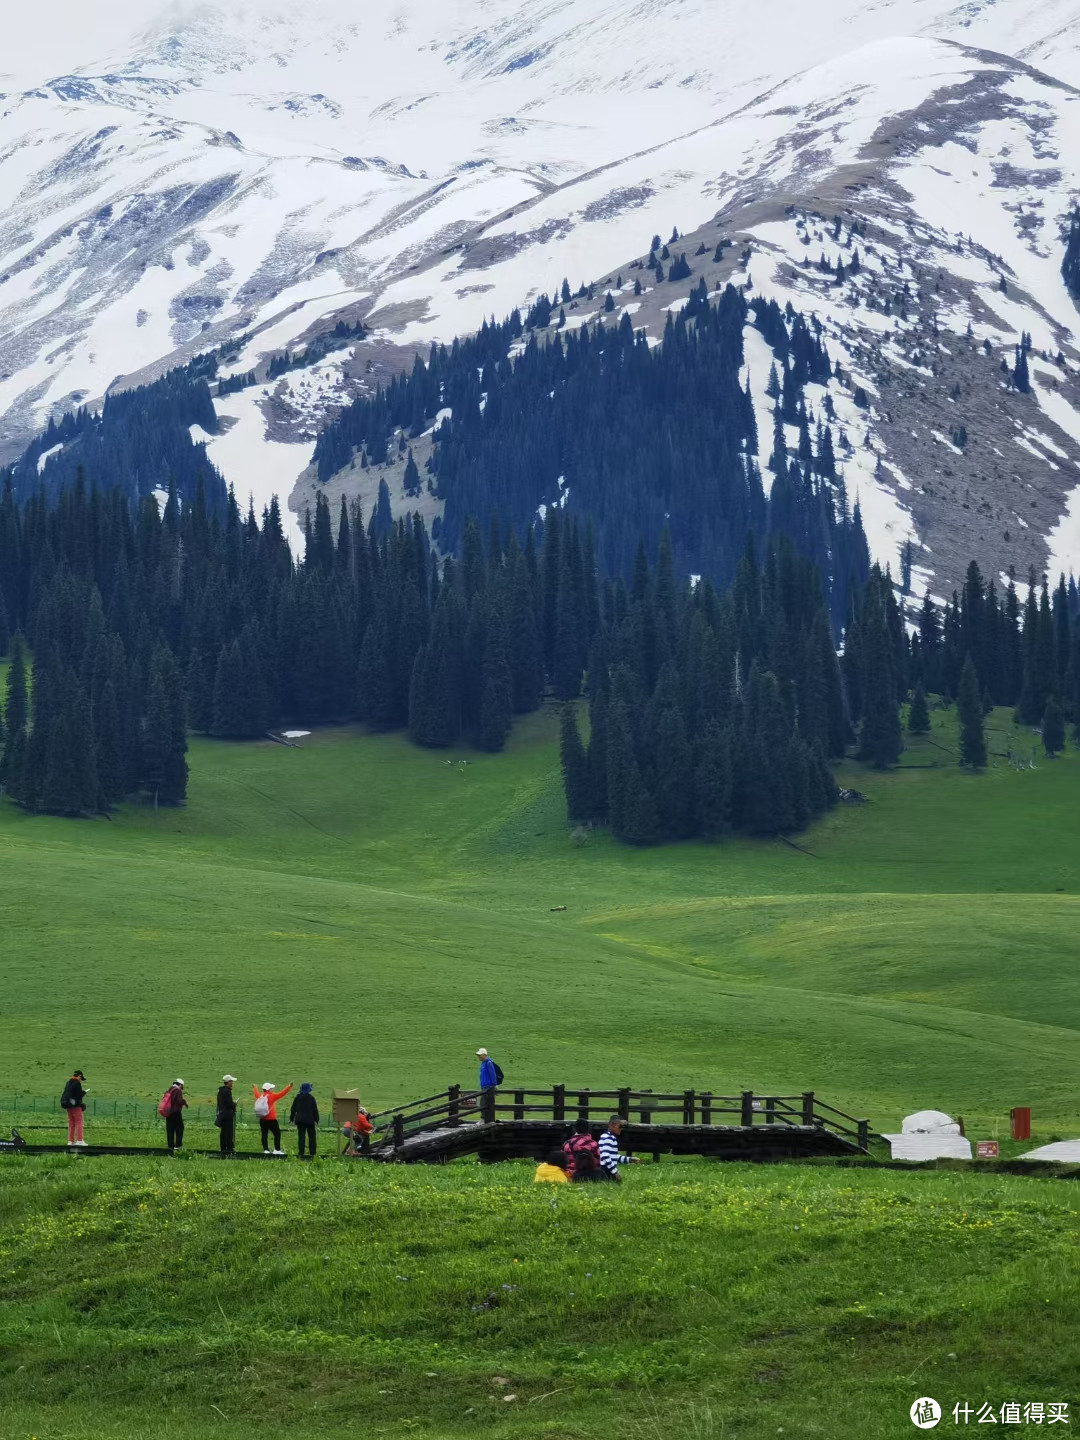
[1,285,1078,833]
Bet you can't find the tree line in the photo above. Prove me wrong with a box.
[0,476,620,815]
[0,472,1075,828]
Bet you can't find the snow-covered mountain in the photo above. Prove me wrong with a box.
[3,0,1080,585]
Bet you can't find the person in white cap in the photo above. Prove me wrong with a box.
[162,1080,187,1153]
[252,1081,292,1155]
[215,1075,238,1157]
[476,1048,502,1093]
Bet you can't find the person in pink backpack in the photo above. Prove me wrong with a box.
[159,1080,188,1153]
[253,1082,292,1155]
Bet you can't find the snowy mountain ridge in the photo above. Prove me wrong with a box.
[3,0,1080,585]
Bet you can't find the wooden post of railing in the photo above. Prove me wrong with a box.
[513,1089,524,1121]
[392,1114,405,1150]
[683,1089,695,1126]
[553,1084,565,1124]
[765,1096,776,1125]
[577,1091,589,1122]
[481,1089,496,1124]
[858,1119,869,1151]
[448,1084,461,1128]
[617,1088,630,1121]
[701,1091,712,1126]
[741,1091,754,1127]
[802,1091,815,1126]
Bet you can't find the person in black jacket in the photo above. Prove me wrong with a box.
[61,1070,87,1147]
[289,1083,319,1158]
[215,1075,238,1156]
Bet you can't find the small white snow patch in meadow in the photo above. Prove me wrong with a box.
[282,730,311,739]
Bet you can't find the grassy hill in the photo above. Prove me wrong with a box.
[0,701,1077,1138]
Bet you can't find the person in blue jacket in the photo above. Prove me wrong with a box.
[476,1047,501,1092]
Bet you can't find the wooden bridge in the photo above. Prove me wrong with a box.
[362,1086,872,1164]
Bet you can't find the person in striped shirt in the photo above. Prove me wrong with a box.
[597,1116,639,1181]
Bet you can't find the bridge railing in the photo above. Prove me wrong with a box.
[374,1086,870,1153]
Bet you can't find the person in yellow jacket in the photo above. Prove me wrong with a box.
[534,1150,569,1183]
[253,1081,292,1156]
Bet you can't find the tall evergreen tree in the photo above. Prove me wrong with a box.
[0,633,28,789]
[957,654,987,769]
[907,681,930,735]
[1042,694,1065,757]
[694,721,732,839]
[478,605,512,752]
[858,590,902,768]
[559,704,591,824]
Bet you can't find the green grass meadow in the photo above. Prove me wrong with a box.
[0,703,1077,1136]
[1,1156,1078,1440]
[2,701,1080,1438]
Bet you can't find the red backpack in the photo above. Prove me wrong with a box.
[156,1090,173,1118]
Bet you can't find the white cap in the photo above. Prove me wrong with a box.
[476,1048,488,1057]
[222,1074,237,1083]
[174,1079,184,1088]
[262,1082,275,1091]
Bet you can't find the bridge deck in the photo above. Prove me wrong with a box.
[363,1086,872,1164]
[372,1118,862,1164]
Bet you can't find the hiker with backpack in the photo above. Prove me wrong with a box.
[159,1080,188,1152]
[477,1048,503,1091]
[60,1070,87,1146]
[562,1119,600,1177]
[215,1075,238,1156]
[289,1083,320,1159]
[253,1081,291,1155]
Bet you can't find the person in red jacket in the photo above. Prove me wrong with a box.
[253,1082,292,1156]
[344,1107,374,1156]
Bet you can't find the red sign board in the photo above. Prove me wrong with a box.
[976,1141,999,1159]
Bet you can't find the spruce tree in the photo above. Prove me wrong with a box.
[586,682,609,821]
[0,634,28,789]
[908,681,930,734]
[41,675,98,816]
[652,705,694,839]
[210,641,250,738]
[695,721,731,839]
[95,679,126,807]
[559,704,591,824]
[152,647,189,804]
[858,595,902,767]
[478,606,512,752]
[957,654,987,769]
[1042,694,1065,757]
